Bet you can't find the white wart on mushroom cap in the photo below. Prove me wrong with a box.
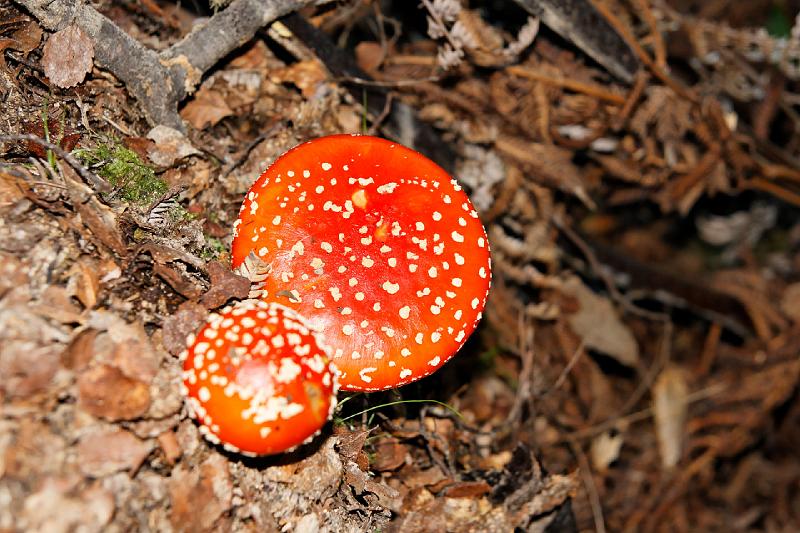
[232,134,491,392]
[181,300,337,456]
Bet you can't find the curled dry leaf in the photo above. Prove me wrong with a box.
[780,282,800,323]
[370,437,408,472]
[8,19,42,56]
[161,301,208,356]
[652,366,689,469]
[334,424,371,471]
[169,454,232,533]
[590,431,624,472]
[271,59,328,98]
[42,24,94,88]
[77,427,154,477]
[61,328,98,371]
[67,256,101,309]
[157,431,182,465]
[77,364,151,421]
[179,84,233,130]
[22,479,115,532]
[263,437,344,502]
[198,260,251,309]
[146,125,201,167]
[60,164,127,257]
[441,480,492,498]
[560,276,639,367]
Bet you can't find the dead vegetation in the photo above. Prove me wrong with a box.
[1,0,800,531]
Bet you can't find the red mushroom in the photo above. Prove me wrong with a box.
[181,300,338,456]
[231,134,491,392]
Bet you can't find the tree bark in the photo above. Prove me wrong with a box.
[15,0,317,129]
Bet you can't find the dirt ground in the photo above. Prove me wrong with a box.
[2,0,800,531]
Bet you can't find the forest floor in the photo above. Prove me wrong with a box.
[2,0,800,531]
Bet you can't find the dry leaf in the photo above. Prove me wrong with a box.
[22,479,115,532]
[60,164,127,257]
[169,454,232,533]
[77,428,154,477]
[42,24,94,88]
[370,438,407,472]
[32,285,83,324]
[441,480,492,498]
[157,431,182,465]
[180,86,233,130]
[780,282,800,323]
[146,125,201,167]
[355,41,384,73]
[61,328,98,371]
[495,135,595,207]
[199,261,251,309]
[272,59,328,98]
[67,256,101,309]
[11,19,42,53]
[334,425,371,471]
[652,366,689,469]
[590,431,624,472]
[561,276,639,367]
[77,364,151,421]
[1,342,61,399]
[161,301,208,356]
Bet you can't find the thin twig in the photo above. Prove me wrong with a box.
[631,0,666,69]
[338,74,443,87]
[590,0,697,103]
[419,405,454,478]
[613,70,649,128]
[367,92,394,136]
[561,383,727,441]
[0,134,110,192]
[220,120,286,180]
[748,177,800,207]
[544,340,587,395]
[507,311,535,428]
[551,213,669,323]
[617,320,672,416]
[506,66,626,105]
[568,439,607,533]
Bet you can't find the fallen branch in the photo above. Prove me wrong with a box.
[0,133,110,192]
[14,0,319,130]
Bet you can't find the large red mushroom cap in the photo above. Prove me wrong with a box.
[181,300,338,456]
[231,134,491,392]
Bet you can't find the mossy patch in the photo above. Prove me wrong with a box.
[201,235,227,260]
[76,143,167,206]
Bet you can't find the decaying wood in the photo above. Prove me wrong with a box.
[14,0,321,129]
[512,0,639,81]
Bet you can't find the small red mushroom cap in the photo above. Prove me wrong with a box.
[181,300,338,456]
[231,134,491,392]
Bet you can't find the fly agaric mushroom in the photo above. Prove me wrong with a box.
[231,134,491,392]
[181,300,337,456]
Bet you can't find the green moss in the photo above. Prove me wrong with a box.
[169,203,196,223]
[766,2,791,38]
[75,143,166,206]
[200,236,226,260]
